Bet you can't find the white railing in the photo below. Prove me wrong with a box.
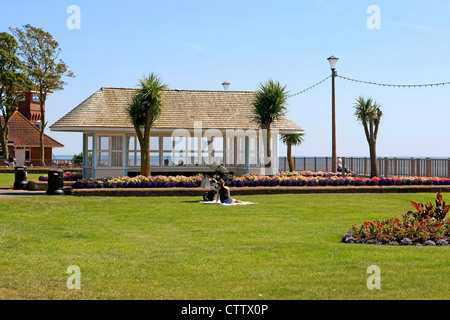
[278,157,450,178]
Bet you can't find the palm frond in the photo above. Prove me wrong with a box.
[280,133,305,146]
[253,79,289,125]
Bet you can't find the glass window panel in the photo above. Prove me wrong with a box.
[128,136,135,151]
[201,137,209,151]
[163,153,173,166]
[150,136,159,151]
[98,152,109,166]
[213,152,223,165]
[111,136,123,150]
[150,152,159,166]
[86,152,93,167]
[163,137,173,151]
[99,136,109,150]
[202,152,210,165]
[174,136,186,151]
[249,138,256,152]
[136,152,141,166]
[174,151,186,166]
[213,137,223,152]
[188,152,199,165]
[111,151,123,166]
[87,136,93,151]
[189,137,199,152]
[128,152,135,167]
[135,140,140,151]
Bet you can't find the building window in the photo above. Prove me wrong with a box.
[86,135,93,167]
[96,135,123,167]
[162,136,173,166]
[128,136,159,167]
[32,94,40,102]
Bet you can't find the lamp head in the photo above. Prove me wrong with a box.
[327,56,339,70]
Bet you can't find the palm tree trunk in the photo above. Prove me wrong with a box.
[287,141,295,172]
[140,114,153,177]
[265,121,272,169]
[369,140,378,178]
[141,143,150,177]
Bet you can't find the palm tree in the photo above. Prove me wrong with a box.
[127,73,168,177]
[353,95,383,178]
[280,133,304,172]
[253,79,289,172]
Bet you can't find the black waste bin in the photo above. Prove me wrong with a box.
[46,169,64,195]
[13,166,28,190]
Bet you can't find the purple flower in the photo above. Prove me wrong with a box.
[425,240,436,246]
[345,237,356,243]
[400,238,413,245]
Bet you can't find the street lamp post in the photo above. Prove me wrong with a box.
[327,55,339,173]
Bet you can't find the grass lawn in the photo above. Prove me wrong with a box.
[0,193,448,300]
[0,173,42,187]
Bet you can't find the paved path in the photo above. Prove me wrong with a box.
[0,189,46,197]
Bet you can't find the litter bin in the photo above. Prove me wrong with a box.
[13,166,28,190]
[46,169,64,195]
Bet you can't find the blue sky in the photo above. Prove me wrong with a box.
[2,0,450,158]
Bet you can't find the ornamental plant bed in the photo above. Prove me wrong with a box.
[0,166,82,174]
[70,171,450,189]
[342,192,450,246]
[38,172,82,182]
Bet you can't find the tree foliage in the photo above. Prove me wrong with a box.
[11,24,74,165]
[280,133,304,172]
[353,95,383,178]
[127,73,168,177]
[253,79,289,170]
[0,32,30,161]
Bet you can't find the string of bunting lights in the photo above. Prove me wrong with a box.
[337,74,450,88]
[288,75,331,97]
[288,73,450,98]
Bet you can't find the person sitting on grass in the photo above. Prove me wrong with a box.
[216,178,244,204]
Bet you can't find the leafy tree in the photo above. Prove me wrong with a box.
[354,96,383,178]
[0,32,30,163]
[11,24,74,166]
[253,79,288,171]
[280,133,304,172]
[72,152,83,166]
[127,73,167,177]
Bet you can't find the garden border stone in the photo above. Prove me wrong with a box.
[64,184,450,197]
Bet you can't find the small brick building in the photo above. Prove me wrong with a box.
[1,91,63,166]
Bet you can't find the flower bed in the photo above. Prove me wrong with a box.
[342,193,450,246]
[38,172,82,182]
[70,171,450,189]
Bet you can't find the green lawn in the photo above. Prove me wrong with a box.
[0,193,448,300]
[0,173,42,187]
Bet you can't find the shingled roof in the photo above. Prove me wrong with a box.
[50,87,304,133]
[3,112,63,148]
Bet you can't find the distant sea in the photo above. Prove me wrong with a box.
[53,155,74,160]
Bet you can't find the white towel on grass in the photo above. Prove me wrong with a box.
[199,200,256,206]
